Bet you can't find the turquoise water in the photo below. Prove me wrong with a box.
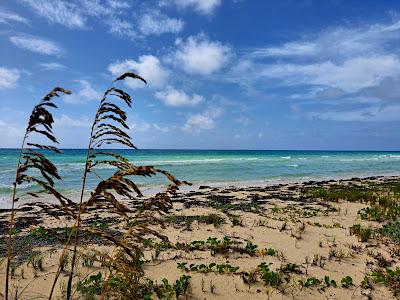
[1,149,400,207]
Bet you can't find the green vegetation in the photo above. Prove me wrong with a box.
[165,214,224,228]
[358,207,383,222]
[380,222,400,244]
[372,267,400,296]
[350,224,374,242]
[341,276,353,288]
[258,262,283,287]
[155,275,192,299]
[76,273,102,300]
[177,262,239,274]
[28,253,44,272]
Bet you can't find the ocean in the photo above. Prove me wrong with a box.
[1,149,400,208]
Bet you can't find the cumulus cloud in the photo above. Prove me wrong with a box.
[0,10,29,24]
[160,0,221,15]
[0,68,20,90]
[184,107,223,131]
[155,86,204,106]
[108,55,168,88]
[63,80,101,104]
[139,10,184,35]
[232,19,400,109]
[173,34,230,75]
[9,35,63,56]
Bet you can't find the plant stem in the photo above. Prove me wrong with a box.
[5,132,28,300]
[65,104,100,299]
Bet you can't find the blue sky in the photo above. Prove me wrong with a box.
[1,0,400,150]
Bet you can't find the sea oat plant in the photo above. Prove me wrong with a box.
[4,87,72,300]
[46,72,190,299]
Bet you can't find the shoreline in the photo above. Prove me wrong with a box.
[2,173,400,210]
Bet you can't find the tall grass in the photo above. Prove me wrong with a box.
[4,87,71,300]
[43,72,190,299]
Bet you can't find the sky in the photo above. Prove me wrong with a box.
[1,0,400,150]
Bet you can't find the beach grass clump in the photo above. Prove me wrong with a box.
[81,251,96,267]
[372,267,400,296]
[4,87,72,299]
[28,253,44,272]
[3,72,191,299]
[350,224,374,242]
[279,263,303,275]
[231,215,243,226]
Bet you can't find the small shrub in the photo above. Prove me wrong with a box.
[341,276,353,288]
[358,207,383,222]
[279,263,303,275]
[76,273,103,300]
[231,215,243,226]
[245,241,258,256]
[380,222,400,244]
[350,224,374,242]
[258,262,282,287]
[299,277,321,287]
[324,275,337,287]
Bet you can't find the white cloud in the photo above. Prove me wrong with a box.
[155,86,204,106]
[251,20,400,59]
[160,0,221,15]
[174,34,230,75]
[55,114,91,127]
[308,105,400,122]
[258,55,400,93]
[130,120,170,133]
[63,80,101,104]
[106,17,136,38]
[0,120,24,147]
[20,0,86,29]
[39,62,67,71]
[108,55,168,88]
[184,107,223,131]
[107,0,130,9]
[0,68,20,90]
[9,35,63,56]
[251,42,318,58]
[139,10,184,35]
[0,10,29,24]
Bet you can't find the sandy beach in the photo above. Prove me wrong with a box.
[1,175,399,299]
